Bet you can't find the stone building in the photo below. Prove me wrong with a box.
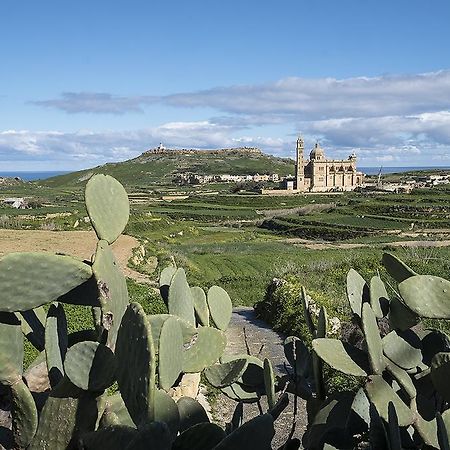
[292,136,363,192]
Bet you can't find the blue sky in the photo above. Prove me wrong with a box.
[1,0,450,170]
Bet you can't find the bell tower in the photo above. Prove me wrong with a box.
[295,135,304,190]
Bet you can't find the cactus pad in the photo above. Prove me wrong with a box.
[388,296,420,331]
[312,338,369,377]
[182,327,226,373]
[213,413,275,449]
[300,287,316,336]
[382,252,417,283]
[204,358,248,388]
[191,286,209,326]
[158,316,183,390]
[177,397,209,432]
[382,330,422,370]
[45,302,68,387]
[93,240,129,349]
[0,312,23,384]
[154,389,180,438]
[361,303,386,375]
[159,265,177,304]
[399,275,450,318]
[79,426,138,450]
[85,174,129,244]
[64,341,116,391]
[173,422,225,450]
[346,268,368,317]
[370,276,389,318]
[0,252,92,312]
[148,314,196,349]
[11,378,38,448]
[263,358,276,409]
[115,303,156,426]
[168,268,196,325]
[365,375,413,426]
[207,286,232,330]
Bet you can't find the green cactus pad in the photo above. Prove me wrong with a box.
[159,265,177,304]
[204,358,248,388]
[370,276,389,318]
[85,174,129,244]
[365,375,414,427]
[168,268,196,325]
[207,286,232,330]
[431,352,450,402]
[92,240,129,349]
[154,389,181,438]
[399,275,450,318]
[173,422,225,450]
[284,336,311,378]
[388,296,420,331]
[385,359,416,399]
[11,378,38,448]
[158,316,183,390]
[362,303,386,375]
[101,392,135,428]
[79,425,138,450]
[346,268,368,317]
[64,341,116,391]
[221,382,260,403]
[221,354,264,389]
[182,327,226,373]
[148,314,196,349]
[18,306,46,351]
[191,286,209,326]
[382,330,422,370]
[29,377,100,450]
[317,306,328,338]
[115,303,156,427]
[263,358,276,409]
[213,413,275,450]
[300,287,316,336]
[0,312,23,384]
[125,422,172,450]
[0,252,93,312]
[382,252,417,283]
[45,302,68,387]
[312,338,369,377]
[177,397,209,432]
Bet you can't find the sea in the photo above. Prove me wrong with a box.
[1,166,450,181]
[0,171,70,181]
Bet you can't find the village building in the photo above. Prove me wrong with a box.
[285,137,364,192]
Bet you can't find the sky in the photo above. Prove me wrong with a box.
[1,0,450,170]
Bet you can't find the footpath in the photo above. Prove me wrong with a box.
[213,307,307,448]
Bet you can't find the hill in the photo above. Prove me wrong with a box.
[40,147,295,188]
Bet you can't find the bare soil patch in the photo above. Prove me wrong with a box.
[0,229,150,283]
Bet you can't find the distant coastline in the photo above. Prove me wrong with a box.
[0,171,70,181]
[1,166,450,182]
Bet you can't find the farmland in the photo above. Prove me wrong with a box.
[3,170,450,310]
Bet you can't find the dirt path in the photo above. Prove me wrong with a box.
[213,307,307,448]
[0,229,151,283]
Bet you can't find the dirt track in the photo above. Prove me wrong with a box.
[0,229,150,283]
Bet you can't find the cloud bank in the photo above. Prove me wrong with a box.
[5,70,450,168]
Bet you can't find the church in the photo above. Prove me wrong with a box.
[289,136,364,192]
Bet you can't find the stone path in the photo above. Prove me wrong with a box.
[213,307,307,449]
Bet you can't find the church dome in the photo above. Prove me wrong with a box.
[310,142,325,160]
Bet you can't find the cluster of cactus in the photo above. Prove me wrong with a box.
[0,174,291,450]
[283,253,450,449]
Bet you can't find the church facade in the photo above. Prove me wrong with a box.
[293,137,363,192]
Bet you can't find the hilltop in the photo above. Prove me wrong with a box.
[40,146,295,188]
